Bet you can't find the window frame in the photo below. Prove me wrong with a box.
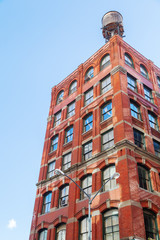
[102,165,117,192]
[59,185,69,207]
[133,128,145,149]
[102,129,114,151]
[47,161,55,179]
[39,229,48,240]
[81,175,92,200]
[130,101,141,120]
[83,141,92,161]
[100,74,111,94]
[101,101,112,122]
[140,64,149,79]
[56,224,66,240]
[69,80,77,95]
[144,85,153,103]
[65,126,73,144]
[127,74,137,92]
[50,135,59,152]
[62,152,71,170]
[148,112,158,130]
[83,114,93,132]
[125,53,134,68]
[143,210,159,240]
[100,54,110,71]
[157,76,160,88]
[103,209,119,240]
[54,111,61,127]
[67,101,75,118]
[56,90,64,105]
[84,67,94,83]
[138,165,152,191]
[79,217,91,240]
[84,88,93,106]
[153,139,160,157]
[42,192,52,214]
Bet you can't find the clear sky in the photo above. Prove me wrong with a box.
[0,0,160,239]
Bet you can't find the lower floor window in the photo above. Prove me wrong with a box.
[79,217,91,240]
[56,224,66,240]
[103,209,119,240]
[39,229,47,240]
[144,210,159,240]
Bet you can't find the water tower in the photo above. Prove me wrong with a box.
[102,11,124,42]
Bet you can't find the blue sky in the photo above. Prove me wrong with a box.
[0,0,160,239]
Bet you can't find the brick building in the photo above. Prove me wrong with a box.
[29,11,160,240]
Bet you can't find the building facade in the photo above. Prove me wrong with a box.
[30,12,160,240]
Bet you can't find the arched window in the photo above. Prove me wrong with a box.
[103,165,116,191]
[69,80,77,95]
[125,53,134,68]
[138,165,152,191]
[143,209,159,240]
[140,64,149,79]
[42,192,52,214]
[39,229,47,240]
[56,224,66,240]
[103,209,119,240]
[81,175,92,199]
[59,185,69,207]
[79,217,91,240]
[84,67,94,82]
[101,101,112,121]
[100,54,110,70]
[56,90,64,104]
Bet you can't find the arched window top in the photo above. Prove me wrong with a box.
[140,64,149,79]
[38,229,47,240]
[56,224,66,240]
[103,165,116,191]
[59,185,69,207]
[103,208,118,217]
[103,209,119,240]
[85,67,94,82]
[81,174,92,199]
[143,209,158,240]
[56,90,64,104]
[100,54,110,70]
[69,80,77,95]
[125,53,134,68]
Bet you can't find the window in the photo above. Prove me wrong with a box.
[69,80,77,95]
[83,141,92,161]
[65,126,73,143]
[127,74,137,91]
[157,76,160,88]
[101,102,112,121]
[140,64,149,79]
[63,152,71,170]
[54,111,61,127]
[83,114,93,132]
[148,112,158,130]
[79,217,91,240]
[133,129,144,149]
[103,165,116,191]
[100,54,110,70]
[59,185,69,207]
[84,88,93,106]
[153,140,160,157]
[130,101,141,120]
[103,209,119,240]
[57,91,64,104]
[50,135,58,152]
[125,53,134,68]
[85,67,94,82]
[143,210,159,240]
[39,229,47,240]
[67,101,75,118]
[42,192,52,214]
[102,129,114,151]
[81,175,92,199]
[101,75,111,94]
[56,224,66,240]
[47,161,55,179]
[144,86,153,103]
[138,165,151,191]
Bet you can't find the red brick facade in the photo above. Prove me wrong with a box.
[29,34,160,240]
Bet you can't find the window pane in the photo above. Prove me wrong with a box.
[42,192,52,214]
[125,54,133,67]
[39,229,47,240]
[69,81,77,95]
[100,55,110,70]
[127,74,136,91]
[84,114,93,132]
[138,166,151,191]
[67,101,75,118]
[57,91,64,104]
[101,75,111,94]
[102,129,114,150]
[104,211,119,240]
[102,102,112,121]
[85,67,94,82]
[84,89,93,106]
[47,161,55,178]
[153,140,160,157]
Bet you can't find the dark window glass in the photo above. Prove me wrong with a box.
[79,217,91,240]
[101,102,112,121]
[101,75,111,94]
[103,209,119,240]
[47,161,55,179]
[130,101,141,120]
[127,74,137,91]
[125,53,134,68]
[84,88,93,106]
[84,114,93,132]
[157,76,160,88]
[100,54,110,70]
[69,80,77,95]
[138,166,151,191]
[59,185,69,207]
[83,141,92,161]
[102,129,114,151]
[42,192,52,214]
[140,64,149,79]
[54,111,61,127]
[103,166,116,191]
[63,152,71,170]
[67,101,75,118]
[144,86,153,103]
[81,175,92,199]
[50,135,58,152]
[56,91,64,104]
[144,210,159,240]
[133,129,144,149]
[65,126,73,143]
[39,229,47,240]
[148,112,158,130]
[153,140,160,157]
[85,67,94,82]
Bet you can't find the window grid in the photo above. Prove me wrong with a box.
[125,53,134,68]
[103,166,116,191]
[101,75,111,94]
[101,102,112,121]
[138,166,152,191]
[102,129,114,151]
[42,192,52,214]
[50,135,58,152]
[84,114,93,132]
[100,54,110,71]
[47,161,55,179]
[84,88,93,106]
[85,67,94,82]
[65,127,73,143]
[133,129,144,149]
[54,111,61,127]
[59,185,69,207]
[140,65,148,79]
[57,91,64,104]
[39,229,47,240]
[81,175,92,199]
[83,141,92,161]
[63,153,71,170]
[79,217,91,240]
[104,211,119,240]
[69,81,77,95]
[148,112,158,130]
[127,74,137,91]
[130,102,141,120]
[144,211,159,240]
[144,86,153,103]
[153,140,160,157]
[67,101,75,118]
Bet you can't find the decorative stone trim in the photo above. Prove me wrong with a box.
[92,210,100,216]
[110,65,127,75]
[47,115,52,122]
[119,200,142,209]
[67,217,78,224]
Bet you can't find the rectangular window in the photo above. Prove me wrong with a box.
[157,76,160,88]
[104,210,119,240]
[83,114,93,132]
[59,185,69,207]
[133,129,144,149]
[138,165,152,191]
[101,75,111,94]
[54,111,61,127]
[83,141,92,161]
[84,88,93,106]
[102,129,114,151]
[63,153,71,170]
[81,175,92,199]
[50,135,58,152]
[47,161,55,179]
[67,101,75,118]
[153,139,160,157]
[127,74,137,91]
[144,211,159,240]
[130,101,141,120]
[101,102,112,121]
[148,112,158,130]
[65,127,73,143]
[144,85,153,103]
